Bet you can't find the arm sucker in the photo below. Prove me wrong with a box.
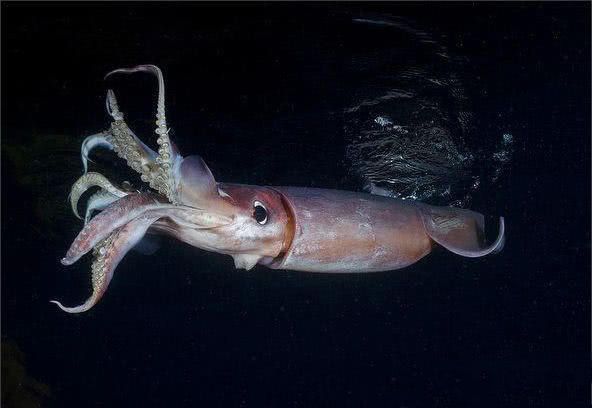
[70,172,128,220]
[105,65,181,204]
[51,215,159,313]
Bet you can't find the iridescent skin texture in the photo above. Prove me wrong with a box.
[53,65,505,313]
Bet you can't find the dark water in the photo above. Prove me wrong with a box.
[2,4,590,407]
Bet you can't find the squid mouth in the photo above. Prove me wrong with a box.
[52,65,231,313]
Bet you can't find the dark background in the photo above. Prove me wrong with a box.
[2,3,590,407]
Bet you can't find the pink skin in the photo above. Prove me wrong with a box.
[150,184,292,270]
[52,216,157,313]
[53,64,505,313]
[61,194,163,265]
[55,169,503,313]
[55,153,504,314]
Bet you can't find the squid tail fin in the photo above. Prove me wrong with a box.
[419,205,505,258]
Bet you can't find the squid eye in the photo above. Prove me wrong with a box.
[253,201,268,225]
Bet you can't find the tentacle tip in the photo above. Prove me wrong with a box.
[49,300,69,312]
[104,69,129,80]
[104,66,139,80]
[71,204,83,220]
[50,300,88,314]
[60,257,73,266]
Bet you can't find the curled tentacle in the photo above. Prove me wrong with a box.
[70,172,128,220]
[106,88,124,121]
[81,132,114,173]
[105,89,159,173]
[105,65,169,131]
[108,119,160,178]
[106,65,181,204]
[51,215,159,313]
[55,65,237,313]
[55,190,232,313]
[81,90,159,176]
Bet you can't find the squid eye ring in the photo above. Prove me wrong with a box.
[253,201,268,225]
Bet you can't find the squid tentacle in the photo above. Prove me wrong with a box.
[84,189,124,225]
[63,192,233,266]
[81,132,114,174]
[62,193,166,265]
[105,65,181,204]
[51,215,159,313]
[70,172,129,220]
[81,90,159,177]
[56,66,198,313]
[104,89,159,174]
[105,88,124,121]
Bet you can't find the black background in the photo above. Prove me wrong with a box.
[2,3,590,407]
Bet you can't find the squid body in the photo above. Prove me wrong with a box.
[53,65,505,313]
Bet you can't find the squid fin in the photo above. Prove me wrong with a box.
[177,155,220,207]
[419,205,505,258]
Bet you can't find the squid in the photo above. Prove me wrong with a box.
[52,65,505,313]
